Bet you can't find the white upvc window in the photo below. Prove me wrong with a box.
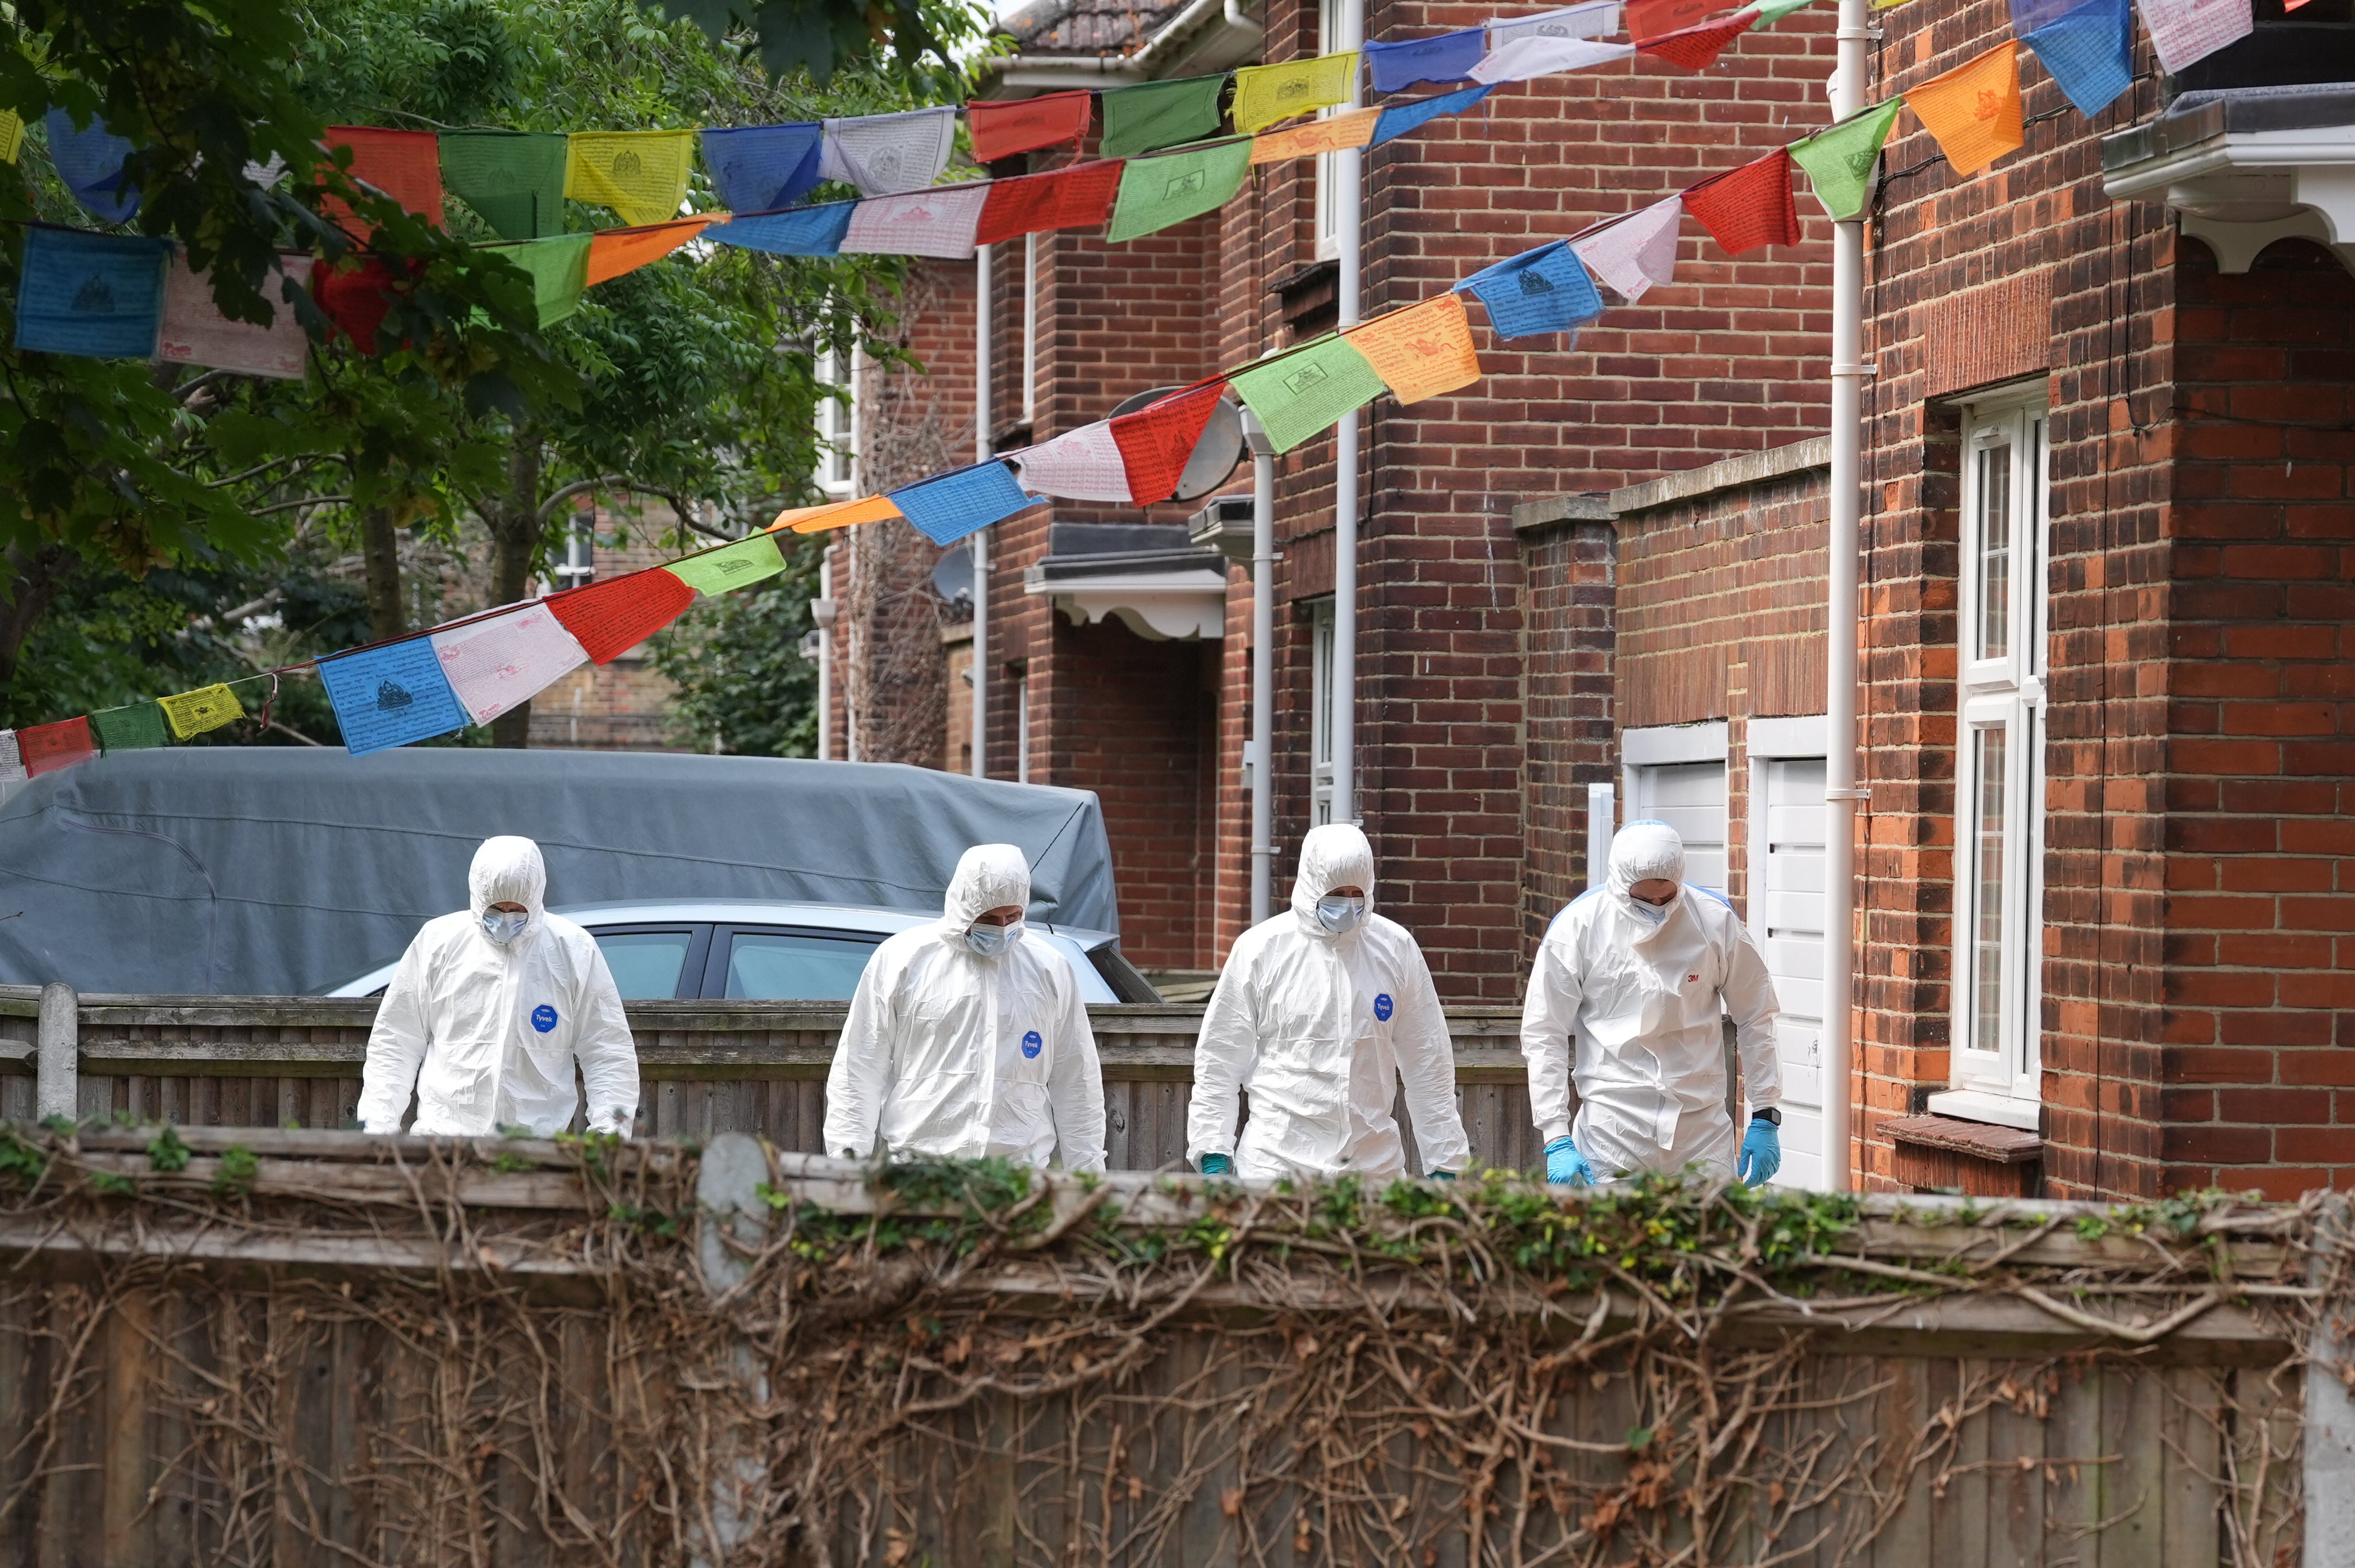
[814,347,857,498]
[1313,0,1345,261]
[1309,597,1336,825]
[1939,386,2049,1126]
[554,517,596,590]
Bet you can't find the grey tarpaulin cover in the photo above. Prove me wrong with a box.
[0,748,1121,996]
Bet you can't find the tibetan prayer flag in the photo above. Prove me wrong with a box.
[1012,421,1134,503]
[0,731,20,783]
[663,532,789,595]
[157,683,246,740]
[14,227,168,359]
[2023,0,2133,117]
[2009,0,2085,28]
[841,187,988,260]
[585,218,709,285]
[317,638,471,755]
[501,233,592,326]
[1229,337,1386,454]
[1638,9,1757,70]
[0,112,20,165]
[318,127,443,233]
[43,109,140,224]
[773,494,905,533]
[1626,0,1733,39]
[1372,84,1495,145]
[818,107,957,196]
[700,123,823,214]
[1110,380,1228,504]
[1486,2,1624,48]
[1346,294,1480,403]
[565,130,695,225]
[1788,99,1901,220]
[18,716,94,777]
[1099,76,1228,159]
[1754,0,1818,22]
[1571,195,1681,299]
[2136,0,2250,73]
[1455,241,1605,339]
[888,462,1037,546]
[439,130,569,240]
[1468,37,1638,83]
[1904,40,2023,176]
[1251,109,1379,164]
[968,93,1094,163]
[708,202,856,256]
[976,161,1123,245]
[546,567,697,664]
[90,702,169,752]
[313,255,413,353]
[1232,52,1362,135]
[157,251,311,379]
[1106,140,1251,243]
[1682,148,1801,253]
[1366,29,1489,91]
[428,602,588,725]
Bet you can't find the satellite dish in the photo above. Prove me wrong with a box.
[1107,387,1245,502]
[930,542,973,606]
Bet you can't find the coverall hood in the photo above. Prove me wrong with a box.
[1290,823,1378,936]
[469,836,548,929]
[1606,820,1684,928]
[942,844,1033,930]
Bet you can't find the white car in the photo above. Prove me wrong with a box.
[322,899,1159,1004]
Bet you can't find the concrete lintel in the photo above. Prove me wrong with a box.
[1508,493,1615,535]
[1605,436,1833,517]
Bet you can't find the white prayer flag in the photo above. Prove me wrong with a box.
[2136,0,2250,74]
[1467,36,1637,83]
[428,602,589,726]
[1011,422,1135,503]
[840,187,988,260]
[1485,2,1625,49]
[1571,197,1681,302]
[156,252,312,380]
[819,107,957,197]
[0,730,23,784]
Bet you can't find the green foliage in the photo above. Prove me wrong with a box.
[90,1171,138,1197]
[212,1143,261,1197]
[646,540,822,755]
[146,1125,193,1173]
[0,1129,46,1186]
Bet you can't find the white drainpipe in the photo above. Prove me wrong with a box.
[1329,0,1364,826]
[1245,409,1276,925]
[973,242,992,780]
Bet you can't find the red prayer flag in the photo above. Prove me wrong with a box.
[544,570,697,664]
[1682,148,1801,254]
[975,162,1124,247]
[968,93,1096,163]
[1625,0,1733,41]
[18,715,95,778]
[313,256,417,354]
[1109,381,1227,506]
[1638,9,1757,70]
[319,126,444,235]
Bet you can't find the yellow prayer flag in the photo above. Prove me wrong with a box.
[157,682,246,740]
[1904,40,2023,177]
[1249,107,1380,166]
[1231,51,1362,136]
[1344,294,1480,406]
[0,112,22,166]
[770,494,906,534]
[565,131,696,226]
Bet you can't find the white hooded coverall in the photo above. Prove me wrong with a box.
[358,836,640,1137]
[822,844,1107,1172]
[1187,824,1472,1182]
[1519,821,1782,1182]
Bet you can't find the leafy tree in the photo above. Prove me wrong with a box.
[647,535,823,756]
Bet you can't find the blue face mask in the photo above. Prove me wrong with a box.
[481,909,528,944]
[965,920,1018,957]
[1314,895,1367,935]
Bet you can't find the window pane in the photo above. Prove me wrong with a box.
[1969,728,2008,1059]
[594,930,693,1000]
[1975,442,2011,662]
[724,930,881,1001]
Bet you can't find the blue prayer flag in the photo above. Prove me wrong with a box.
[14,227,168,358]
[1366,29,1489,93]
[707,201,856,256]
[701,124,825,215]
[44,109,141,224]
[2023,0,2132,118]
[317,638,471,755]
[1371,84,1494,148]
[1455,241,1606,340]
[887,461,1037,546]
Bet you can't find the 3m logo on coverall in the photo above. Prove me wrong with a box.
[1022,1030,1044,1059]
[531,1005,559,1033]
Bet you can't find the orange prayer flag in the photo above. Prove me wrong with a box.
[770,494,905,533]
[585,218,714,286]
[1904,40,2023,177]
[1343,293,1480,406]
[319,126,444,236]
[1249,108,1382,166]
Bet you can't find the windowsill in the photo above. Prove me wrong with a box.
[1924,1088,2041,1133]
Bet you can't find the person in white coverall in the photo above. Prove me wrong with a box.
[1520,820,1783,1186]
[822,844,1106,1171]
[1187,824,1472,1182]
[358,836,640,1137]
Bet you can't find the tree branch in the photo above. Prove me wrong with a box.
[250,493,351,516]
[531,475,637,528]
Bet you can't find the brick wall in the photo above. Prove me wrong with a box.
[527,502,691,752]
[1516,507,1618,931]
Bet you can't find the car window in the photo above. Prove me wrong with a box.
[594,929,697,1000]
[723,929,882,1000]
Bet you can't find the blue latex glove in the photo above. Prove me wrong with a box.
[1199,1153,1233,1176]
[1429,1170,1455,1181]
[1543,1136,1594,1187]
[1738,1117,1781,1186]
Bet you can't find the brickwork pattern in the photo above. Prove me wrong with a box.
[1517,517,1618,932]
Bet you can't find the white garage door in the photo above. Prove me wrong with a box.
[1757,756,1828,1189]
[1625,760,1729,896]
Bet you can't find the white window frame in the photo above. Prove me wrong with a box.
[1933,383,2049,1128]
[1309,597,1336,825]
[1313,0,1344,262]
[814,347,858,499]
[554,516,596,590]
[1014,671,1032,784]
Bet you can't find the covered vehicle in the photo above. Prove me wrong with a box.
[0,748,1138,998]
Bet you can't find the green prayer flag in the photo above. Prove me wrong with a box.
[90,702,169,752]
[440,131,569,240]
[503,233,592,328]
[1106,140,1252,244]
[1752,0,1816,24]
[663,533,787,595]
[1788,99,1901,222]
[1229,337,1387,454]
[1099,75,1228,159]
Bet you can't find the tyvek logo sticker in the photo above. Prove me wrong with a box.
[1022,1029,1044,1059]
[531,1004,559,1033]
[1373,993,1394,1022]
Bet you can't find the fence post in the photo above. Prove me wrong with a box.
[2308,1192,2354,1568]
[36,982,76,1123]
